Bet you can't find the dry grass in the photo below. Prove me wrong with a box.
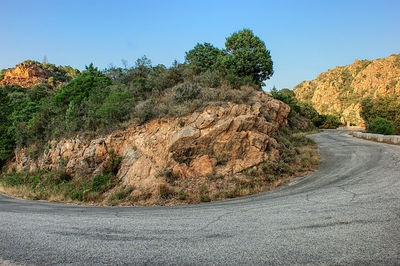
[0,133,319,206]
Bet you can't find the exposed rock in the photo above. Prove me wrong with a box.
[0,61,50,87]
[0,61,78,88]
[293,54,400,127]
[11,92,290,195]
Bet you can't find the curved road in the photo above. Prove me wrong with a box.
[1,130,399,265]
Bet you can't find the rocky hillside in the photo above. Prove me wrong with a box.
[10,92,298,205]
[293,54,400,127]
[0,61,79,88]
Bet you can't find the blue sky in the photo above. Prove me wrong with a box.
[1,0,399,90]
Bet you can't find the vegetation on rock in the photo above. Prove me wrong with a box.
[0,60,79,88]
[293,54,400,127]
[270,87,342,129]
[0,29,320,206]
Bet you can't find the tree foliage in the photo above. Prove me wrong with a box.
[219,29,273,88]
[361,96,400,134]
[185,43,223,73]
[0,29,280,168]
[368,117,394,135]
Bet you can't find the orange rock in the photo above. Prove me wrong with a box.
[11,92,290,192]
[294,53,400,127]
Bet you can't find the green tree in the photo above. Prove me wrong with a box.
[361,96,400,134]
[219,29,273,88]
[0,88,14,167]
[368,117,394,135]
[54,63,112,106]
[185,43,223,73]
[319,114,342,129]
[96,90,134,126]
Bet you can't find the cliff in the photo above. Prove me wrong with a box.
[293,54,400,127]
[11,92,292,204]
[0,61,79,88]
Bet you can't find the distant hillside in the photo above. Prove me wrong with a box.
[293,54,400,127]
[0,60,79,88]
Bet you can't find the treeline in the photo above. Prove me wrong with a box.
[0,29,274,168]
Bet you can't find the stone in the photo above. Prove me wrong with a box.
[11,92,290,193]
[294,54,400,128]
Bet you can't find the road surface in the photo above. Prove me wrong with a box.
[1,130,399,265]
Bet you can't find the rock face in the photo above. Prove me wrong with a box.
[0,61,78,88]
[12,92,290,194]
[293,54,400,127]
[0,61,51,87]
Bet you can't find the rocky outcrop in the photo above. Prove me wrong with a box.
[0,61,78,88]
[0,61,51,87]
[293,54,400,127]
[12,92,290,194]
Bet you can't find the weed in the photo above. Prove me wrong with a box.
[159,184,174,199]
[225,191,234,198]
[178,190,187,200]
[103,149,122,175]
[165,169,179,184]
[301,157,311,168]
[91,173,113,192]
[83,191,102,202]
[200,194,211,202]
[277,161,290,174]
[108,189,130,202]
[199,184,207,193]
[282,127,290,135]
[243,167,257,177]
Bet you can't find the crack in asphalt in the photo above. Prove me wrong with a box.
[337,186,357,202]
[193,211,234,233]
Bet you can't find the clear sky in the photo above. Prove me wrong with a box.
[1,0,399,90]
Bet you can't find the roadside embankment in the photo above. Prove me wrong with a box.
[352,131,400,145]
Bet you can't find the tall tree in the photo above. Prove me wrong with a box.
[185,43,223,73]
[219,29,273,88]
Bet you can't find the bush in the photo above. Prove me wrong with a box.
[319,114,342,129]
[200,194,211,202]
[173,82,202,103]
[361,96,400,134]
[91,173,113,192]
[368,117,394,135]
[135,99,156,124]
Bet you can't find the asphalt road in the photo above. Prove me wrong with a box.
[1,130,399,265]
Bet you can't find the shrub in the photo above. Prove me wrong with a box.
[165,169,179,184]
[108,188,130,201]
[135,99,156,124]
[368,117,394,135]
[91,173,113,192]
[159,184,174,199]
[173,82,202,103]
[361,96,400,134]
[178,190,187,200]
[319,114,342,129]
[200,194,211,202]
[225,191,235,198]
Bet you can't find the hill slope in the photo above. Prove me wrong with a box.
[0,60,79,88]
[293,54,400,127]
